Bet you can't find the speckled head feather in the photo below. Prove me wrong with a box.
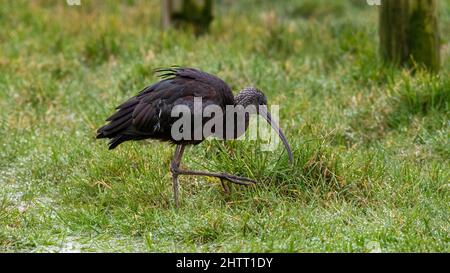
[234,87,268,107]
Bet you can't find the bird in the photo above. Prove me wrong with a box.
[97,67,294,207]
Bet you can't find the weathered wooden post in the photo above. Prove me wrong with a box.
[161,0,214,35]
[161,0,173,30]
[379,0,440,72]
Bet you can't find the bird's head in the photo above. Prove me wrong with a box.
[235,87,294,165]
[234,87,268,108]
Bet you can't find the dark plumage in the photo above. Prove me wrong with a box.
[97,67,234,148]
[97,67,293,207]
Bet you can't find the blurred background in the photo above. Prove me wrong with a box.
[0,0,449,252]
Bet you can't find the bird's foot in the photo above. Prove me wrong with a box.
[220,173,257,186]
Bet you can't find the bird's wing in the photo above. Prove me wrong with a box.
[131,71,225,133]
[98,67,232,140]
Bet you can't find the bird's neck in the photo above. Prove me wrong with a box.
[226,97,250,140]
[234,92,255,108]
[233,95,244,107]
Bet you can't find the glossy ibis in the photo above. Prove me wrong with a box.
[97,67,293,206]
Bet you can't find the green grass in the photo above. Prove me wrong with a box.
[0,0,449,252]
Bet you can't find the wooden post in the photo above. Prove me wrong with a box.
[161,0,214,35]
[379,0,440,72]
[161,0,173,30]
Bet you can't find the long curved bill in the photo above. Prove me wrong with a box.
[259,107,294,165]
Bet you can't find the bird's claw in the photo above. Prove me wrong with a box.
[220,178,231,195]
[220,173,257,186]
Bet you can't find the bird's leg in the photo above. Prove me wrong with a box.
[170,144,185,208]
[174,168,257,185]
[170,145,256,205]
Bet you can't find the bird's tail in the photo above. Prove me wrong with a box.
[96,122,131,150]
[107,135,130,150]
[96,97,139,149]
